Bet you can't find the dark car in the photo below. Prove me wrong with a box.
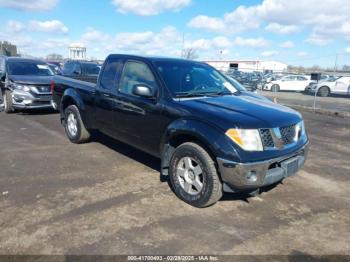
[0,56,54,113]
[52,54,309,207]
[61,60,100,83]
[238,72,262,91]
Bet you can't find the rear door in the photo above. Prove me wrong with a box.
[113,60,163,156]
[94,57,123,135]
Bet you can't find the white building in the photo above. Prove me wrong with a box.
[204,60,288,73]
[69,43,86,60]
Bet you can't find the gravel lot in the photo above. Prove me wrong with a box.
[260,90,350,115]
[0,109,349,255]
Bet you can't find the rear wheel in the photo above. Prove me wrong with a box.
[3,90,15,114]
[271,84,280,92]
[64,105,90,144]
[318,86,330,97]
[169,142,223,208]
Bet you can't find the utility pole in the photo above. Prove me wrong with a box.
[334,53,338,74]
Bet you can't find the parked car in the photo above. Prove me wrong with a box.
[62,60,100,83]
[52,54,309,207]
[238,72,262,91]
[0,56,54,113]
[306,76,350,97]
[263,75,312,92]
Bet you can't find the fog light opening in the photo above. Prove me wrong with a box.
[23,100,33,105]
[247,171,258,183]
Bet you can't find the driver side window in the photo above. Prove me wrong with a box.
[119,61,157,95]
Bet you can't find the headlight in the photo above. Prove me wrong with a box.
[294,120,306,141]
[13,83,31,92]
[225,129,263,151]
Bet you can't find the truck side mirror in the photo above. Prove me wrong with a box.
[132,84,155,98]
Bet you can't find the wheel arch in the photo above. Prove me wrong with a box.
[60,88,85,123]
[160,118,240,177]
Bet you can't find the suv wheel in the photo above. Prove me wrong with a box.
[318,86,330,97]
[3,90,15,114]
[169,142,223,208]
[64,105,90,144]
[271,84,280,92]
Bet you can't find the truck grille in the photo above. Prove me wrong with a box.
[280,125,296,145]
[260,129,274,148]
[260,124,298,149]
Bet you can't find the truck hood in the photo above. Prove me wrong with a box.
[8,75,53,85]
[178,93,302,129]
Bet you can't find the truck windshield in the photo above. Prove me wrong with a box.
[8,61,54,76]
[154,60,238,97]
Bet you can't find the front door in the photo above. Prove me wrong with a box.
[113,60,163,156]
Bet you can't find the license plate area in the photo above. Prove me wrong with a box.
[280,157,300,177]
[38,95,52,101]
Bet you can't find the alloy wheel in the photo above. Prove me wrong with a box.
[176,157,204,195]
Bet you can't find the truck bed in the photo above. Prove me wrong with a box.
[63,75,98,84]
[54,75,96,90]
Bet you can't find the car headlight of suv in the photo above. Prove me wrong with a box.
[13,83,31,92]
[225,129,263,151]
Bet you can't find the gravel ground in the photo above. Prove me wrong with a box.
[0,109,349,256]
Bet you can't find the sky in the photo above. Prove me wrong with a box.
[1,0,350,67]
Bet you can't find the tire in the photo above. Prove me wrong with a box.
[64,105,90,144]
[169,142,223,208]
[318,86,330,97]
[271,84,280,92]
[3,90,15,114]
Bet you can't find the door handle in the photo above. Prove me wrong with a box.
[102,93,111,98]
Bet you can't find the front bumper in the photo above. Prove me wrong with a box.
[11,89,53,110]
[217,143,309,192]
[305,87,317,94]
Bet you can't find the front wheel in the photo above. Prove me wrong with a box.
[64,105,91,144]
[318,86,330,97]
[169,142,223,208]
[3,90,15,114]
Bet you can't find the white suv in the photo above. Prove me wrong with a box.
[264,75,312,92]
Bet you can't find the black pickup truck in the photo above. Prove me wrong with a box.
[52,54,309,207]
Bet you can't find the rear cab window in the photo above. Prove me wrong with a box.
[118,61,157,96]
[99,58,123,90]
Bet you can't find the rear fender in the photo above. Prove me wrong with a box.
[60,88,86,122]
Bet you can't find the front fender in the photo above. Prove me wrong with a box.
[160,118,241,171]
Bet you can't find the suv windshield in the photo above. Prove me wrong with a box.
[154,60,238,97]
[8,61,54,76]
[82,63,100,75]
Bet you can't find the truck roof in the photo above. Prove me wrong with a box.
[107,54,202,64]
